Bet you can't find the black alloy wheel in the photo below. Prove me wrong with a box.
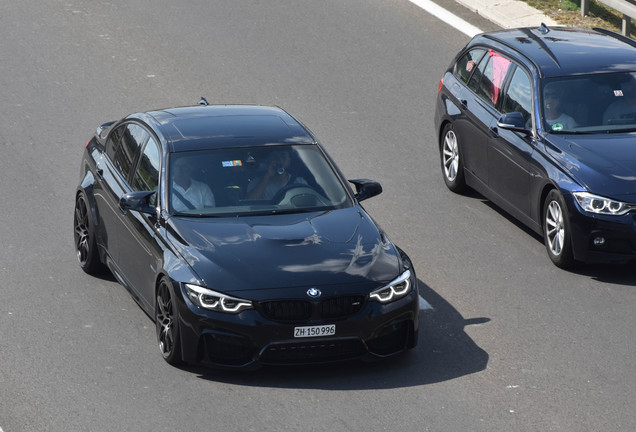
[156,277,182,365]
[440,124,466,193]
[73,192,102,274]
[543,190,574,268]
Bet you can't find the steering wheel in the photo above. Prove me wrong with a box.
[272,184,329,207]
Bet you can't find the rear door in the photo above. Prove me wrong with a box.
[118,134,164,309]
[95,123,142,264]
[454,48,513,185]
[488,65,535,217]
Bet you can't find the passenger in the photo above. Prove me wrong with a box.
[246,149,307,200]
[171,157,215,211]
[543,83,577,131]
[603,75,636,124]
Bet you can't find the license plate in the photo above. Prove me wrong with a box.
[294,324,335,338]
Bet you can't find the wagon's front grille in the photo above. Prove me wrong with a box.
[258,295,366,323]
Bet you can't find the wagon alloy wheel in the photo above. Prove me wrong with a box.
[440,124,466,192]
[73,193,101,274]
[543,190,574,268]
[545,201,564,255]
[443,131,459,181]
[156,278,182,364]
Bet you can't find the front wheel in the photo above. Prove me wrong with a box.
[73,192,103,274]
[543,190,574,268]
[440,124,466,193]
[156,277,182,365]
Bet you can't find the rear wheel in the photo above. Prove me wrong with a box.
[156,277,182,365]
[73,192,103,274]
[440,124,466,193]
[543,190,574,268]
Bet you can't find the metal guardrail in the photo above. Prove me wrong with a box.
[581,0,636,36]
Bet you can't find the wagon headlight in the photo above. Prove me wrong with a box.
[572,192,632,216]
[185,284,253,313]
[370,270,412,304]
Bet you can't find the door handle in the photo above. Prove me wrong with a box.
[460,99,468,109]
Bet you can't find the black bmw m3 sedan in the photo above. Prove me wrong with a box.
[74,102,418,369]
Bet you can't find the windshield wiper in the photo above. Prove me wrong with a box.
[245,208,324,217]
[172,212,224,218]
[606,128,636,134]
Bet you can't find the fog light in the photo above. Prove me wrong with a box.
[593,237,606,246]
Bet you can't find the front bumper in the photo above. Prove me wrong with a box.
[174,281,419,369]
[568,197,636,264]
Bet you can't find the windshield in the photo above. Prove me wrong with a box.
[542,72,636,133]
[168,145,353,216]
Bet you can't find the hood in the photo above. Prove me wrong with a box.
[544,133,636,200]
[165,207,401,293]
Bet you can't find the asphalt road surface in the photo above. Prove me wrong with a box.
[1,1,634,431]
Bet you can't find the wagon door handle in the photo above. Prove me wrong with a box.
[460,99,468,109]
[490,126,499,137]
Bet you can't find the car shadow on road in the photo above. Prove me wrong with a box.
[190,278,490,389]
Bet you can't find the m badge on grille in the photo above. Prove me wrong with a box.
[307,288,321,298]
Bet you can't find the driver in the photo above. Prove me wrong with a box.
[171,157,215,212]
[246,149,307,200]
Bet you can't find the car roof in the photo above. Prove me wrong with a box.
[134,104,316,152]
[473,26,636,78]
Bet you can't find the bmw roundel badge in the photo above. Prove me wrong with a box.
[307,288,321,298]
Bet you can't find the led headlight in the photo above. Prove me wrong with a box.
[370,270,412,304]
[572,192,632,216]
[185,284,253,313]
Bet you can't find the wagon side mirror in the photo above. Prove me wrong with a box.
[497,112,530,135]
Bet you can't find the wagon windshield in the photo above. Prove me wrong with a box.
[542,72,636,133]
[168,145,352,217]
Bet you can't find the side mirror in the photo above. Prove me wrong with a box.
[120,191,156,215]
[349,179,382,202]
[497,112,530,135]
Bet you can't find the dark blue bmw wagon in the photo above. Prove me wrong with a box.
[74,102,418,369]
[435,25,636,268]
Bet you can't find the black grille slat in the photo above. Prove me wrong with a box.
[258,295,366,323]
[320,295,365,319]
[261,300,312,322]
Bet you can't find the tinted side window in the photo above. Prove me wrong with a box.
[502,67,532,125]
[454,48,486,84]
[472,50,512,107]
[133,137,160,194]
[105,127,123,165]
[105,124,148,180]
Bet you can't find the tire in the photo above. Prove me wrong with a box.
[543,190,575,268]
[156,276,182,365]
[440,124,466,193]
[73,192,103,274]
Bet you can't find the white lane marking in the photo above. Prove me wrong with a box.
[419,295,434,310]
[408,0,482,37]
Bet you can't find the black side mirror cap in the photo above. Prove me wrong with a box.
[120,191,156,215]
[349,179,382,202]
